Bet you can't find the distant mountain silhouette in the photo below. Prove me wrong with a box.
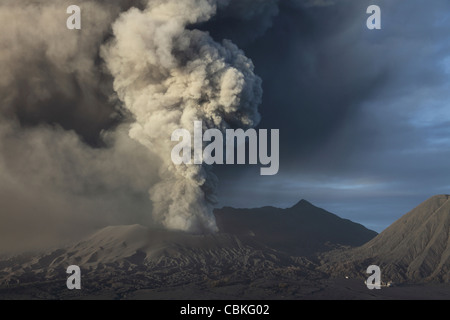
[321,195,450,283]
[214,199,377,256]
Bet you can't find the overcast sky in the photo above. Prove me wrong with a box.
[214,0,450,232]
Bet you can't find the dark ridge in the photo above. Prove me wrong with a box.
[214,200,377,256]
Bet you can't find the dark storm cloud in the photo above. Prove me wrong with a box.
[208,0,388,165]
[215,0,450,231]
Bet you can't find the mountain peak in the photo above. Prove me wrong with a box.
[291,199,313,208]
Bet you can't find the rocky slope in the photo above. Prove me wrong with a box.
[321,195,450,283]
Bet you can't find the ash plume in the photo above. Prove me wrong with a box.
[0,0,280,251]
[102,0,263,233]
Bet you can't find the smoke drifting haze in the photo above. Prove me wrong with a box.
[0,0,155,252]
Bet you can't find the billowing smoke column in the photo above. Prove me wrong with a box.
[102,0,263,232]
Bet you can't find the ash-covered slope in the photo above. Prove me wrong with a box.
[0,200,378,298]
[321,195,450,283]
[214,199,377,256]
[0,225,309,298]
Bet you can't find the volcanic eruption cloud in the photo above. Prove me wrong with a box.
[102,0,264,233]
[0,0,289,250]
